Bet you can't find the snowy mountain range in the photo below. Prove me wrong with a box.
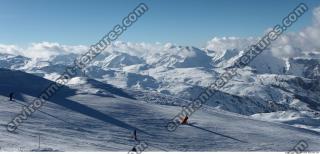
[1,42,319,134]
[1,68,320,151]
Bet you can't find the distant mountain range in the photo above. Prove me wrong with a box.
[1,44,319,132]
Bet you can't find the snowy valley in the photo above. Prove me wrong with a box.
[0,41,319,151]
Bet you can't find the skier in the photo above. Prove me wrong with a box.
[181,116,188,125]
[130,130,138,153]
[133,129,137,141]
[9,92,14,101]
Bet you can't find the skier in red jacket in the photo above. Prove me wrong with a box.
[181,116,188,125]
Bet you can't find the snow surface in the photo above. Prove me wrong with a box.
[0,69,320,151]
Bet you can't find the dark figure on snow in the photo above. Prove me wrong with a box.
[181,116,188,124]
[130,130,138,153]
[133,129,137,141]
[9,92,14,101]
[130,146,137,153]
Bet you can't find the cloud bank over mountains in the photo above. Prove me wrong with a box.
[271,6,320,58]
[0,42,88,59]
[206,6,320,58]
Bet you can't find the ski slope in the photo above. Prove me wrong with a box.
[0,69,320,151]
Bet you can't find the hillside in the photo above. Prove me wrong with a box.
[0,69,320,151]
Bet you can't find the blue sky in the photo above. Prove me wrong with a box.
[0,0,320,47]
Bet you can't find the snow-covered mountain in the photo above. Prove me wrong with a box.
[0,53,30,70]
[0,43,319,134]
[1,68,320,151]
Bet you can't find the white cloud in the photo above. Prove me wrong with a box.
[205,37,258,53]
[0,44,22,55]
[0,42,88,59]
[0,41,187,61]
[25,42,88,59]
[270,6,320,58]
[206,6,320,58]
[270,44,302,58]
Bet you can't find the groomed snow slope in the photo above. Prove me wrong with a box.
[0,69,320,151]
